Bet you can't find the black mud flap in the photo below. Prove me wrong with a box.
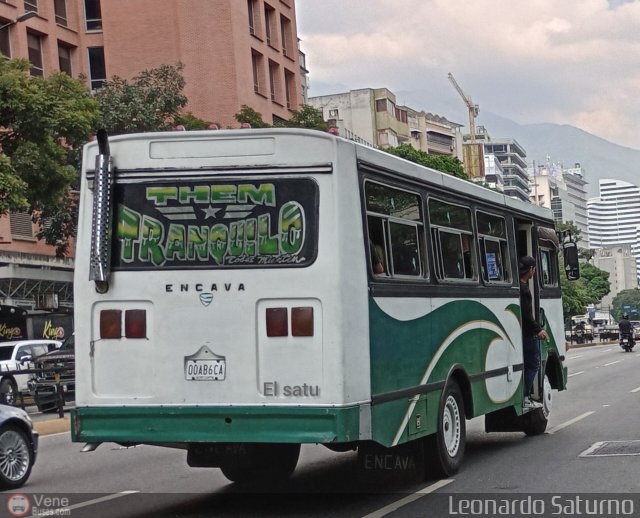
[485,406,527,433]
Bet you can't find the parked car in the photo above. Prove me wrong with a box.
[0,403,38,489]
[29,334,75,413]
[0,340,62,405]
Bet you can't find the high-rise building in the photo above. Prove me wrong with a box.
[482,153,505,192]
[473,127,529,202]
[588,179,640,283]
[529,162,589,248]
[481,138,529,202]
[560,164,589,247]
[0,0,304,312]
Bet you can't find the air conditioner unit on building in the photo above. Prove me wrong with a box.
[35,293,59,310]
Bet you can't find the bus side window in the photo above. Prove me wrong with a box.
[477,212,510,284]
[389,221,421,276]
[539,248,557,286]
[440,231,464,278]
[429,198,476,281]
[364,181,424,279]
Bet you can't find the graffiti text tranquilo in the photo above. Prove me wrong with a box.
[116,182,309,267]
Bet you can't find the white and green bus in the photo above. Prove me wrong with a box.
[72,128,577,481]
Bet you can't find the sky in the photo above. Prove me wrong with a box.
[296,0,640,150]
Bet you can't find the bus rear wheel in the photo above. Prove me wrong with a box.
[424,379,466,479]
[220,443,300,484]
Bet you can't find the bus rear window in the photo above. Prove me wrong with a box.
[112,178,318,269]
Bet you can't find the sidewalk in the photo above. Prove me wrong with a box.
[33,414,70,436]
[24,405,71,436]
[566,339,619,350]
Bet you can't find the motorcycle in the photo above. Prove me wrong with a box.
[620,333,635,352]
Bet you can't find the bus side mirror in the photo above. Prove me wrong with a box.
[563,241,580,280]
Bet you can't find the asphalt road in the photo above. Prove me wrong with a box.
[6,341,640,517]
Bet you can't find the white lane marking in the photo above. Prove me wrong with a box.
[567,354,583,359]
[67,491,139,511]
[568,371,584,378]
[604,360,621,366]
[580,440,640,458]
[602,348,612,352]
[361,479,454,518]
[547,411,595,435]
[631,386,640,393]
[579,441,604,457]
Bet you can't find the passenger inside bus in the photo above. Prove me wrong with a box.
[369,239,385,274]
[367,216,386,275]
[461,234,472,278]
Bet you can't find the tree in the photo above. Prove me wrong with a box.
[560,272,591,322]
[611,289,640,322]
[95,63,188,134]
[384,144,468,179]
[174,112,219,131]
[555,221,581,241]
[235,105,270,128]
[0,58,100,256]
[558,254,610,323]
[579,262,610,304]
[555,220,594,262]
[277,105,328,131]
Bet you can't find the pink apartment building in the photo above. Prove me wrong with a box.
[0,0,305,312]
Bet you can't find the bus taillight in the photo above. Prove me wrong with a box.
[100,310,122,339]
[292,307,314,336]
[125,309,147,338]
[266,307,288,337]
[266,306,314,337]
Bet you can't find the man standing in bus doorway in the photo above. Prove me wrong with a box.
[519,255,548,409]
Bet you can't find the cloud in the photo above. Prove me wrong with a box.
[297,0,640,149]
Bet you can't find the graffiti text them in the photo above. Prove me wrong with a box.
[146,184,275,206]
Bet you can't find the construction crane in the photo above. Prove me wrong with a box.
[448,72,479,143]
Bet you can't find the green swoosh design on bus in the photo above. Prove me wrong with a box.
[368,298,520,446]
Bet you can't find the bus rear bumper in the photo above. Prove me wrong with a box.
[71,405,361,444]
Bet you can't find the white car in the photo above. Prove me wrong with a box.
[0,340,62,405]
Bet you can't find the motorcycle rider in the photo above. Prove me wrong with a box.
[619,314,635,347]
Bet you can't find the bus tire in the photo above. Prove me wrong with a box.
[220,443,300,484]
[0,378,17,406]
[523,375,552,436]
[424,379,466,478]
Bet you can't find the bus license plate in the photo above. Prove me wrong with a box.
[185,359,226,381]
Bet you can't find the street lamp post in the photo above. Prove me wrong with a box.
[0,11,38,32]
